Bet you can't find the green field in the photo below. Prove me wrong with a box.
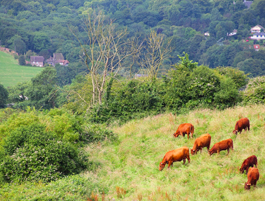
[0,51,43,87]
[1,105,265,200]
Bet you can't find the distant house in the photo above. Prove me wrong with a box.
[46,53,69,66]
[30,56,44,67]
[250,32,265,40]
[253,44,260,51]
[204,32,210,37]
[250,25,264,33]
[243,0,253,9]
[227,29,237,36]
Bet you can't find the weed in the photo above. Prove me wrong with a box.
[116,186,126,198]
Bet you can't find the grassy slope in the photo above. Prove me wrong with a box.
[86,105,265,200]
[1,105,265,200]
[0,51,43,87]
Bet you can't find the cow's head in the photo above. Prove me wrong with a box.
[173,132,180,138]
[159,162,166,171]
[233,130,238,135]
[240,166,244,174]
[244,182,250,190]
[191,149,196,155]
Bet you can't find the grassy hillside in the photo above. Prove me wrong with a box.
[0,51,43,87]
[1,105,265,200]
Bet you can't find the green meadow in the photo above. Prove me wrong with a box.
[0,51,43,87]
[1,105,265,200]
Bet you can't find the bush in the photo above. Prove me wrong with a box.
[0,123,86,183]
[214,77,240,108]
[18,55,26,65]
[243,76,265,104]
[0,84,8,108]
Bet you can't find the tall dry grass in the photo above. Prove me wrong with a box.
[85,104,265,200]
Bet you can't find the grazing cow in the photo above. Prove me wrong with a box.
[244,167,259,190]
[191,134,211,155]
[209,139,233,156]
[233,117,250,135]
[240,155,258,174]
[173,123,194,139]
[159,147,190,171]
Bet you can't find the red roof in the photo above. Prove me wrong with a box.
[253,44,260,49]
[59,60,69,65]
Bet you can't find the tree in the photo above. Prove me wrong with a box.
[0,84,8,108]
[25,67,58,109]
[18,55,26,65]
[139,30,171,79]
[14,38,27,55]
[72,11,141,105]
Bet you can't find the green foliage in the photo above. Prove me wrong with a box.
[238,59,265,77]
[81,124,116,143]
[87,79,164,123]
[18,55,26,65]
[0,84,8,108]
[0,174,107,200]
[0,123,86,183]
[178,52,198,71]
[243,76,265,104]
[25,67,58,109]
[214,77,240,108]
[214,67,248,89]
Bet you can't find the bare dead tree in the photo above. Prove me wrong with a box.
[71,11,141,105]
[139,30,171,79]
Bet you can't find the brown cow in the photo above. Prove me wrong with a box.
[159,147,190,171]
[244,167,259,190]
[173,123,194,139]
[233,117,250,135]
[191,134,211,155]
[209,139,233,156]
[240,155,258,174]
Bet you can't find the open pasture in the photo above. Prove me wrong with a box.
[1,105,265,200]
[0,51,43,87]
[85,104,265,200]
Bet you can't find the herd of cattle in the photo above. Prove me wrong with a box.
[159,117,260,190]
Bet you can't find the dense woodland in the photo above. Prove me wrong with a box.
[1,0,265,78]
[1,0,265,199]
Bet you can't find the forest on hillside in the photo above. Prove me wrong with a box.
[1,0,265,79]
[2,1,265,200]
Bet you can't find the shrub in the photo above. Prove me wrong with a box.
[0,84,8,108]
[214,77,240,108]
[243,76,265,104]
[18,55,26,65]
[81,124,116,143]
[0,123,86,183]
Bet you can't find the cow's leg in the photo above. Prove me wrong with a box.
[246,166,249,174]
[168,161,173,169]
[254,181,257,187]
[217,149,220,154]
[187,155,190,163]
[227,148,230,155]
[183,159,186,165]
[200,148,202,154]
[187,133,189,139]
